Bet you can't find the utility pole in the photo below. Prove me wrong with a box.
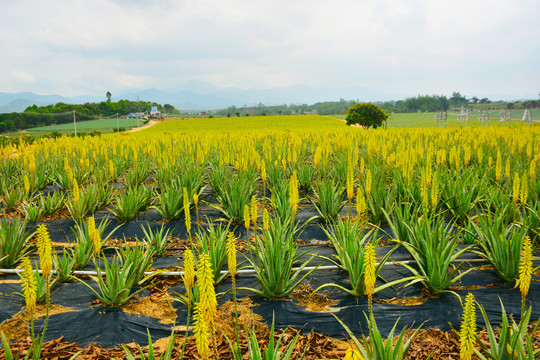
[73,110,77,136]
[137,95,140,128]
[116,113,119,132]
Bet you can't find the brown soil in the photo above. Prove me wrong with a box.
[1,304,539,359]
[376,295,428,306]
[40,209,71,222]
[147,275,185,295]
[292,284,337,311]
[125,120,159,133]
[102,238,141,248]
[122,294,177,324]
[449,283,496,291]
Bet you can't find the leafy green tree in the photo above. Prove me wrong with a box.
[163,104,176,114]
[345,103,388,129]
[106,91,112,102]
[450,91,468,106]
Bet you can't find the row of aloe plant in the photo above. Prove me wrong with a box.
[4,157,538,251]
[2,201,536,302]
[1,209,538,358]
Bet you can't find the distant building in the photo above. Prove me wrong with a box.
[150,106,161,118]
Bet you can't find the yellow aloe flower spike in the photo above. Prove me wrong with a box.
[244,204,250,233]
[36,224,52,277]
[363,242,376,313]
[459,293,476,360]
[512,172,520,203]
[23,174,30,195]
[87,217,101,255]
[263,208,269,232]
[193,303,210,359]
[21,257,37,312]
[227,232,237,277]
[365,169,372,196]
[197,253,217,327]
[183,249,195,291]
[515,236,533,300]
[183,187,191,236]
[356,187,366,223]
[250,195,258,226]
[72,178,80,205]
[344,348,364,360]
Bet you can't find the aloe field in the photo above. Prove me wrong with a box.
[0,114,539,359]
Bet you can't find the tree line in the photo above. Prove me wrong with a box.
[213,93,539,117]
[0,100,176,132]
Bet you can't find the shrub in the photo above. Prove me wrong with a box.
[345,103,388,128]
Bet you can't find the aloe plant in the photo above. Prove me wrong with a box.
[245,316,304,360]
[2,185,26,212]
[116,242,156,285]
[383,203,419,244]
[442,172,486,224]
[65,185,101,222]
[71,218,117,269]
[314,219,413,297]
[265,159,288,191]
[121,328,179,360]
[212,170,258,223]
[396,215,474,295]
[0,217,34,268]
[365,174,396,225]
[475,300,539,360]
[194,220,231,283]
[53,249,76,283]
[75,257,150,306]
[140,224,172,257]
[122,157,152,189]
[18,198,45,222]
[240,217,318,298]
[334,312,422,360]
[394,172,423,206]
[295,162,315,191]
[310,177,346,223]
[269,182,294,226]
[472,211,529,282]
[155,183,186,221]
[109,186,152,222]
[41,191,66,216]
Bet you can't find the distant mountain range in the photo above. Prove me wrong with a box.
[0,81,531,113]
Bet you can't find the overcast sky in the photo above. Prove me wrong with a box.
[1,0,539,99]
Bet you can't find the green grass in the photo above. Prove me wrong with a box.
[331,111,539,128]
[507,109,539,121]
[28,118,143,131]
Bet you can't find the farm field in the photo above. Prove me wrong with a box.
[28,117,145,132]
[0,114,539,359]
[333,109,540,127]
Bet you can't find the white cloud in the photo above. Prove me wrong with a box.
[0,0,538,98]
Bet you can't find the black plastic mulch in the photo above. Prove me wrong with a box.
[0,200,537,348]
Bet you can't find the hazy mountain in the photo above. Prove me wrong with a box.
[0,98,52,113]
[0,84,532,113]
[0,92,72,112]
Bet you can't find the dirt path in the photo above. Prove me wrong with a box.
[125,119,159,133]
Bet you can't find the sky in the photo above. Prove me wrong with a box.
[1,0,539,99]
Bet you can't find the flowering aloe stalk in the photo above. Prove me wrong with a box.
[460,293,477,360]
